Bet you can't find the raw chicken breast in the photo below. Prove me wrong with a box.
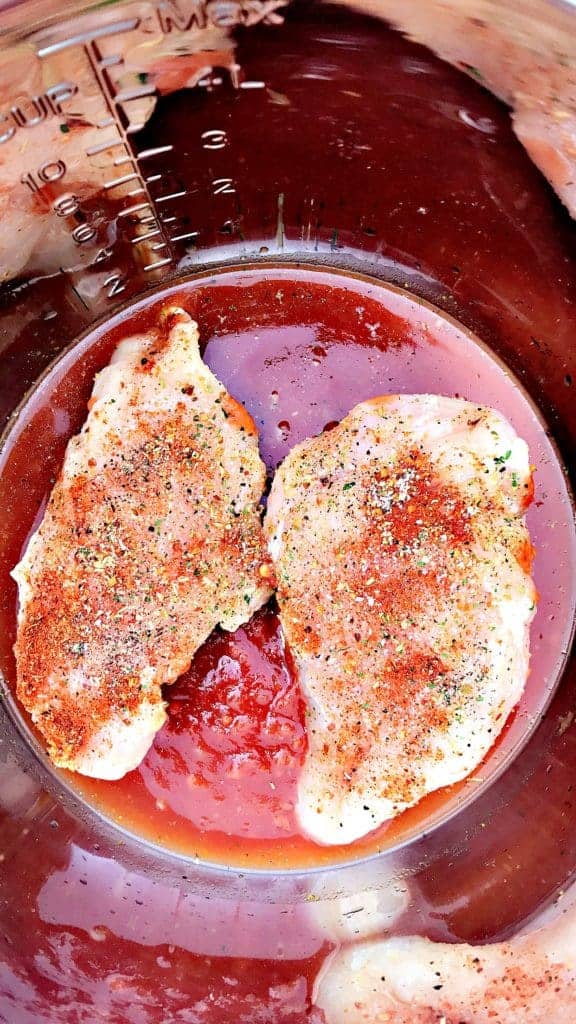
[12,307,273,779]
[265,395,536,845]
[314,902,576,1023]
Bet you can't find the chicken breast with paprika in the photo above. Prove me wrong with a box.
[265,395,536,845]
[13,307,273,779]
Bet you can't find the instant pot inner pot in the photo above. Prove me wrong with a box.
[0,4,575,1015]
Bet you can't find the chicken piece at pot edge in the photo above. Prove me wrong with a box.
[314,899,576,1024]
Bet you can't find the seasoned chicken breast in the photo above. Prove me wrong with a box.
[12,307,273,780]
[314,902,576,1023]
[265,395,536,846]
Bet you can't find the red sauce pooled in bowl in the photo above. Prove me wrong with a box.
[143,607,306,843]
[0,265,571,869]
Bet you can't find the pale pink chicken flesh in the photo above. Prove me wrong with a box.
[315,898,576,1023]
[265,395,536,846]
[12,307,273,779]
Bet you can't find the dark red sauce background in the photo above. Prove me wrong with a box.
[0,3,575,1022]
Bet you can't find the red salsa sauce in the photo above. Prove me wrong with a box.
[0,265,559,868]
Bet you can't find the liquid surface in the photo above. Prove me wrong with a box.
[0,6,576,1019]
[1,265,573,869]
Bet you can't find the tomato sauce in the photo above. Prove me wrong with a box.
[1,264,572,870]
[140,608,306,843]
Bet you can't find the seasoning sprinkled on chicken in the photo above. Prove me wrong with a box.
[12,307,274,780]
[315,904,576,1023]
[265,395,536,846]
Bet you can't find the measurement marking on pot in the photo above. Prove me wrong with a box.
[21,160,66,191]
[104,271,126,298]
[201,129,228,150]
[155,0,288,34]
[170,231,200,242]
[156,191,188,203]
[84,38,176,277]
[103,173,140,190]
[20,17,183,298]
[86,138,126,157]
[26,10,271,298]
[132,230,162,245]
[212,178,236,195]
[0,82,79,143]
[143,257,172,271]
[115,85,157,104]
[117,202,152,219]
[138,146,174,160]
[36,18,140,58]
[21,159,98,247]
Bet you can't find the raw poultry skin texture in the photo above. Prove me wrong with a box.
[12,307,273,779]
[265,395,536,846]
[314,904,576,1024]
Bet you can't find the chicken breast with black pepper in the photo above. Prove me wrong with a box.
[265,395,536,846]
[314,901,576,1023]
[12,307,274,779]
